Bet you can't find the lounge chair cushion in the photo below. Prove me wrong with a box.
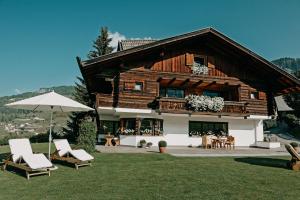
[9,138,34,162]
[22,154,53,170]
[53,139,94,161]
[9,138,53,170]
[68,150,94,162]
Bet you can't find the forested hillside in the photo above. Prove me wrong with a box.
[0,86,74,122]
[272,58,300,73]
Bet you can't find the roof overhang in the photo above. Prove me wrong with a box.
[77,27,300,95]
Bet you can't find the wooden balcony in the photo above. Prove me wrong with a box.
[156,97,249,116]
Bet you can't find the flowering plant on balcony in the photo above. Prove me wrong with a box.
[192,63,209,75]
[185,95,224,112]
[123,129,135,135]
[140,128,152,135]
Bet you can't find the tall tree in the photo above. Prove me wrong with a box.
[88,26,113,59]
[64,27,113,141]
[63,77,95,142]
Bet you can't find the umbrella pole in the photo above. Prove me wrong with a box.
[48,107,53,159]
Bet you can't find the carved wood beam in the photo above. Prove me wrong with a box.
[157,77,162,82]
[203,81,216,89]
[191,80,203,88]
[166,78,176,86]
[179,79,190,88]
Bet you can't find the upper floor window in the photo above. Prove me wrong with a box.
[160,87,184,98]
[203,90,221,98]
[124,81,143,92]
[134,82,143,91]
[250,91,259,99]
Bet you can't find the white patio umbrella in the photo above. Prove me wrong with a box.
[5,91,94,159]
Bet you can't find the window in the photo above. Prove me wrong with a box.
[100,120,119,136]
[140,118,163,135]
[203,90,221,98]
[124,118,136,129]
[194,56,205,66]
[124,81,143,92]
[250,91,259,99]
[189,121,228,137]
[134,82,143,91]
[159,87,185,98]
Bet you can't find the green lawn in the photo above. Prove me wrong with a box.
[0,143,299,200]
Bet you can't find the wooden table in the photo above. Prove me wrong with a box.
[105,135,113,146]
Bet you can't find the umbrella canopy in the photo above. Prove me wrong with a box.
[5,91,94,112]
[5,91,94,159]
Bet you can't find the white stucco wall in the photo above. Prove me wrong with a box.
[100,109,265,147]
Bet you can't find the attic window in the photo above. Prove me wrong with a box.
[194,57,205,66]
[194,55,207,66]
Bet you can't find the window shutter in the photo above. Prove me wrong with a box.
[258,92,266,100]
[185,53,194,66]
[124,81,135,90]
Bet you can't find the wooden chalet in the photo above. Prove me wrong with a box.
[77,27,300,147]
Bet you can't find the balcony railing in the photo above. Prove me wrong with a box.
[157,97,248,115]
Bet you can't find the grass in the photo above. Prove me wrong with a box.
[0,143,300,200]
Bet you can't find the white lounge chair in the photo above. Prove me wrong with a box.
[2,138,53,180]
[51,139,94,169]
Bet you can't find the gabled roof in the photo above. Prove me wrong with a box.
[117,39,157,51]
[78,27,300,94]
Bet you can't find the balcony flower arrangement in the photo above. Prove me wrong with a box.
[192,63,209,75]
[123,129,135,135]
[140,128,152,135]
[185,95,224,112]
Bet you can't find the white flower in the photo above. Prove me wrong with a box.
[186,95,224,112]
[192,63,209,75]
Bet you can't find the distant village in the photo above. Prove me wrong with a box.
[0,117,45,135]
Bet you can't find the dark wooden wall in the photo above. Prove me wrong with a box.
[95,45,270,116]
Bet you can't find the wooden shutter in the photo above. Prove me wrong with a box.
[185,53,194,66]
[124,81,135,90]
[258,91,266,100]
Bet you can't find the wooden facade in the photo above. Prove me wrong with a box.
[78,28,300,117]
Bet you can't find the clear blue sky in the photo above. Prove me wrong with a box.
[1,0,300,96]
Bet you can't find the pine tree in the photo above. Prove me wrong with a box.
[64,27,113,142]
[88,26,113,59]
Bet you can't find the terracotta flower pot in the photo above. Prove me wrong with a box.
[159,147,166,153]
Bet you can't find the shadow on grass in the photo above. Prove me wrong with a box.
[234,157,289,169]
[0,153,29,179]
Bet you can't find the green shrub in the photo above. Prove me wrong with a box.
[290,142,299,148]
[77,121,96,153]
[284,114,300,128]
[0,133,34,146]
[290,127,300,138]
[158,140,167,147]
[263,119,277,130]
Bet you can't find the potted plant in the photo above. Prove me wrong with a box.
[139,139,147,148]
[146,142,153,148]
[290,142,300,153]
[158,140,167,153]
